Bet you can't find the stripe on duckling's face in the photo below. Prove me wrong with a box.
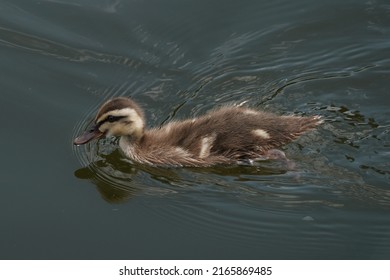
[96,108,144,137]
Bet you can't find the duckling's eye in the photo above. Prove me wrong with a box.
[106,115,123,123]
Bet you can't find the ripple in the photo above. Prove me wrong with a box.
[71,5,390,212]
[66,0,390,258]
[72,133,390,248]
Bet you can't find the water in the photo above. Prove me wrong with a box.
[1,0,389,259]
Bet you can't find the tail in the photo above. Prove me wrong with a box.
[301,115,323,131]
[276,115,323,142]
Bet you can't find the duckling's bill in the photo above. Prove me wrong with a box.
[74,126,104,145]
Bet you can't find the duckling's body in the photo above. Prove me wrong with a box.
[74,97,322,167]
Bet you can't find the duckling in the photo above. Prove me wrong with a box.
[74,97,322,167]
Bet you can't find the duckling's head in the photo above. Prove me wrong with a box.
[74,97,145,145]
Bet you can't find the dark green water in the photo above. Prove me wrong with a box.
[1,0,389,259]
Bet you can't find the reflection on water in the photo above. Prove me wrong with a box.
[74,132,390,209]
[72,130,390,256]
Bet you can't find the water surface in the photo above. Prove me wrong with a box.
[1,0,389,259]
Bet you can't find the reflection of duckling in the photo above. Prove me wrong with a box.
[74,97,322,167]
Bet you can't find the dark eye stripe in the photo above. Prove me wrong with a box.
[106,115,124,123]
[96,115,125,127]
